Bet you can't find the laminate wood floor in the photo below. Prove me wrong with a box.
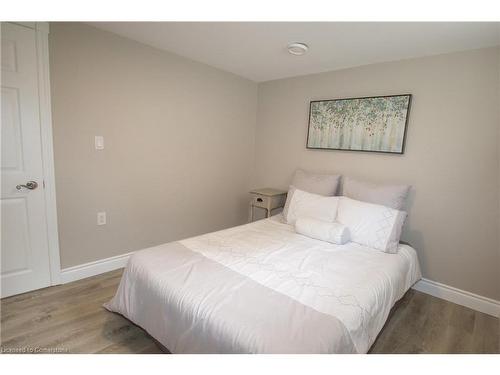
[1,269,498,354]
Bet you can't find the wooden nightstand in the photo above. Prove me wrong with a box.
[249,188,287,222]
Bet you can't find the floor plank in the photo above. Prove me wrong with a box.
[1,269,498,354]
[369,289,499,354]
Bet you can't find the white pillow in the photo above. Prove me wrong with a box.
[282,185,296,220]
[336,197,406,253]
[295,217,350,245]
[285,188,339,225]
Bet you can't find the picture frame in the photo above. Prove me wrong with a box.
[306,94,412,154]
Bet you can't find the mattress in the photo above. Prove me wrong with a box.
[105,215,421,353]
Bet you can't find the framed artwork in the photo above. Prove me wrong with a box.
[306,94,411,154]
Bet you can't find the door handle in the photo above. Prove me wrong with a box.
[16,181,38,190]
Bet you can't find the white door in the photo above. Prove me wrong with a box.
[1,23,53,297]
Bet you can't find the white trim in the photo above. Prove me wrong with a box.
[60,252,134,284]
[413,278,500,317]
[35,22,62,285]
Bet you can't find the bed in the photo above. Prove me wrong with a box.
[105,214,421,353]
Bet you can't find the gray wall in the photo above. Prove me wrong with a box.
[50,23,257,268]
[49,22,499,300]
[254,47,500,300]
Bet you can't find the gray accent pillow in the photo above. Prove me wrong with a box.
[291,169,341,196]
[342,177,411,211]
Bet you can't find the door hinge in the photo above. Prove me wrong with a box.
[43,180,45,189]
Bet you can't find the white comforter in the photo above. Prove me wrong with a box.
[105,216,421,353]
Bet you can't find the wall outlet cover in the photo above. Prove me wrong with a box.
[95,136,104,150]
[97,212,106,225]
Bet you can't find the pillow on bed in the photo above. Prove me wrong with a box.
[283,170,341,219]
[295,217,350,245]
[336,196,406,253]
[282,185,296,220]
[291,169,341,196]
[342,177,410,211]
[285,188,339,225]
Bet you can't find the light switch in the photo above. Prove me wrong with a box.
[97,212,106,225]
[95,136,104,150]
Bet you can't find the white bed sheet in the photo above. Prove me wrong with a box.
[105,215,421,353]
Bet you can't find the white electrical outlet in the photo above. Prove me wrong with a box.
[95,136,104,150]
[97,212,106,225]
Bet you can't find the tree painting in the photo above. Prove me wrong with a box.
[307,95,411,153]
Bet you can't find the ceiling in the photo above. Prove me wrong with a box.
[88,22,500,82]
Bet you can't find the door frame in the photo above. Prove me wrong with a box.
[36,22,61,285]
[9,21,62,285]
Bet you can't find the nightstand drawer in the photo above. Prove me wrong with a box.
[252,195,270,209]
[251,194,286,209]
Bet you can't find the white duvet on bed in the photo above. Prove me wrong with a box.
[105,215,421,353]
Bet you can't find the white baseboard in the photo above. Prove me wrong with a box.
[60,253,499,318]
[413,278,500,317]
[60,251,134,284]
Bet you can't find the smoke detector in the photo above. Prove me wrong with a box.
[287,42,309,56]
